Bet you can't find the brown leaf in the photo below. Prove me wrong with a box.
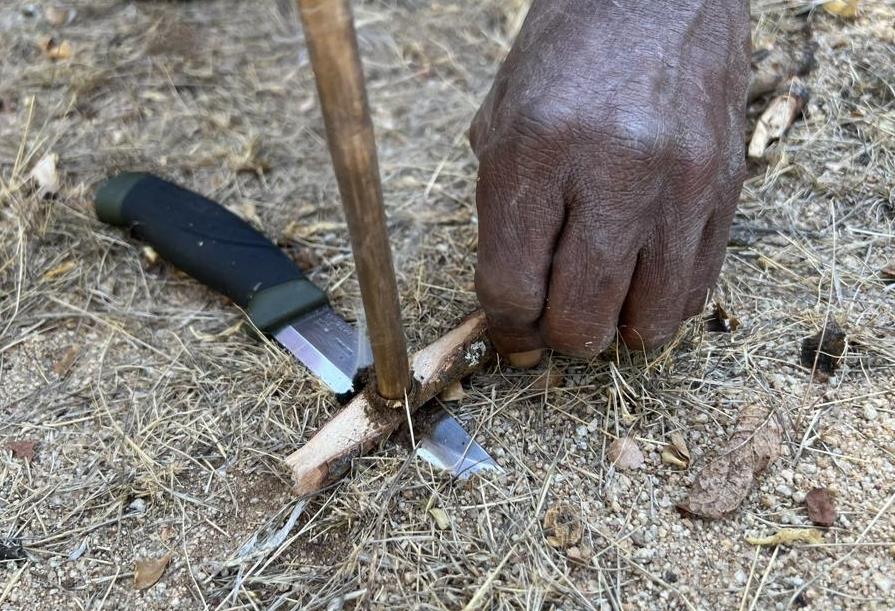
[53,345,80,376]
[38,36,72,60]
[748,78,809,158]
[677,404,784,519]
[6,440,37,463]
[805,487,837,527]
[705,302,740,333]
[746,528,823,546]
[607,437,644,471]
[800,320,846,380]
[134,553,172,590]
[661,432,691,469]
[543,502,582,549]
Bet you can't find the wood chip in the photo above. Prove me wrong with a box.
[748,78,809,159]
[677,404,784,519]
[746,528,823,546]
[800,319,846,380]
[543,502,582,549]
[607,437,644,471]
[134,553,172,590]
[805,487,837,527]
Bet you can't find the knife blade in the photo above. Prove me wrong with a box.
[93,172,498,476]
[94,172,369,395]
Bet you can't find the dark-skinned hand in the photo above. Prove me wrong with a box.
[470,0,750,360]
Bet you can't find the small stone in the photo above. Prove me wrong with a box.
[863,404,879,421]
[776,484,794,498]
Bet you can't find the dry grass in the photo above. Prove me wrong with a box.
[2,0,895,609]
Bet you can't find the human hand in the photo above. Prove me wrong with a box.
[470,0,750,358]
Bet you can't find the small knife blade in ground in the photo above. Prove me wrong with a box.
[93,172,499,477]
[414,406,501,478]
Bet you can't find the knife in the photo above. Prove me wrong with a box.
[93,172,500,476]
[94,172,367,396]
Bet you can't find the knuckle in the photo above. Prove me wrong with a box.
[595,110,671,162]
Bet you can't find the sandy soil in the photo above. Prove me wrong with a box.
[1,0,894,609]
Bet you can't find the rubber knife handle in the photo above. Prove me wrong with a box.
[94,172,328,333]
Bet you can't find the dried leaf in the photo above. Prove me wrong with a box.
[607,437,644,471]
[38,36,72,60]
[705,302,740,333]
[45,5,76,26]
[747,528,823,546]
[823,0,859,18]
[748,79,809,158]
[438,381,465,402]
[6,440,37,463]
[29,153,60,196]
[531,367,564,391]
[805,487,837,527]
[53,345,80,376]
[428,507,450,530]
[134,553,172,590]
[880,263,895,284]
[543,502,582,549]
[677,404,784,519]
[661,432,691,469]
[41,260,76,281]
[800,320,846,380]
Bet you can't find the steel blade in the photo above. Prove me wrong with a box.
[414,405,501,479]
[274,306,371,395]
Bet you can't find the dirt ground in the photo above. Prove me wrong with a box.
[1,0,894,609]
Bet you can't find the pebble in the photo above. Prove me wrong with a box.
[776,483,794,498]
[863,404,879,421]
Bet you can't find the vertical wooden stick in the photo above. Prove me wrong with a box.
[296,0,411,399]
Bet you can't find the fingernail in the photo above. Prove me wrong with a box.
[507,349,543,369]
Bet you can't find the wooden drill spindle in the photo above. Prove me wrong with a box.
[296,0,411,400]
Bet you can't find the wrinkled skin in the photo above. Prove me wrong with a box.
[471,0,750,357]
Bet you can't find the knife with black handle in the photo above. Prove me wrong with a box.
[94,172,368,395]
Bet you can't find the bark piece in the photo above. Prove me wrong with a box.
[677,404,784,519]
[285,310,492,496]
[805,487,837,527]
[748,78,809,158]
